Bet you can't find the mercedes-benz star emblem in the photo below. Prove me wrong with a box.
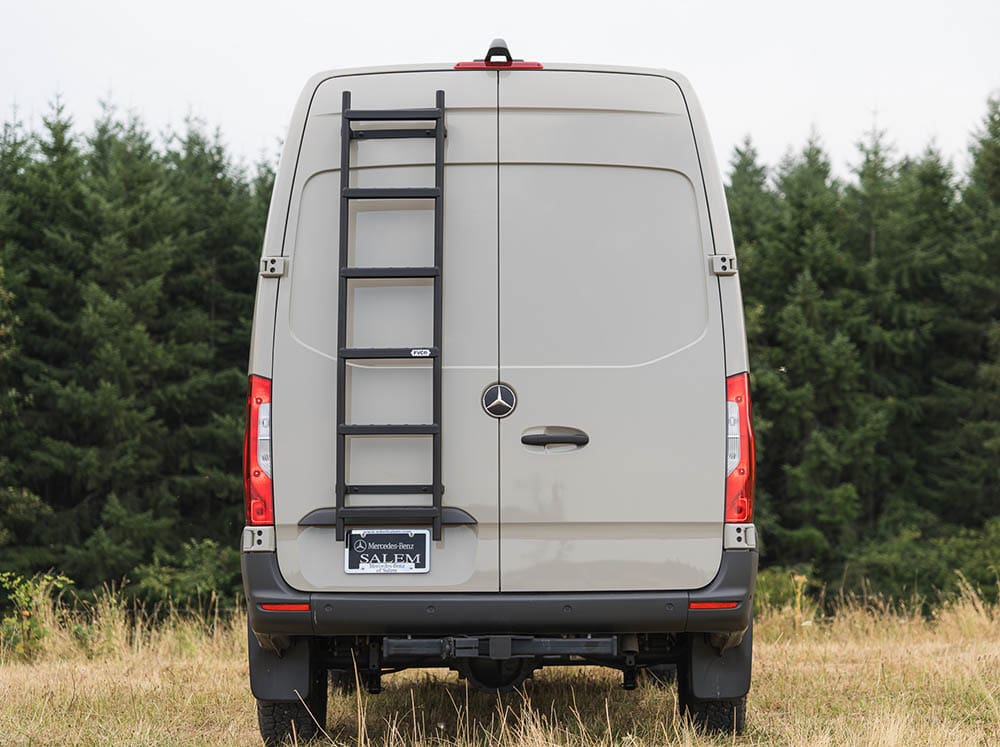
[482,383,517,418]
[353,538,367,553]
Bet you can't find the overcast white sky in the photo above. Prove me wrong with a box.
[2,0,998,178]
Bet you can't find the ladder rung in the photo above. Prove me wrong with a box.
[342,266,439,279]
[337,506,440,525]
[350,128,437,140]
[343,108,442,121]
[345,484,434,495]
[339,424,440,436]
[340,347,439,360]
[343,187,440,200]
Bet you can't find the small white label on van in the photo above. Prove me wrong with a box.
[410,348,432,357]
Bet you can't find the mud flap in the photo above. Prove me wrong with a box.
[685,619,753,700]
[248,627,317,702]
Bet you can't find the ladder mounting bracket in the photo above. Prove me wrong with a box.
[710,254,738,276]
[260,257,288,277]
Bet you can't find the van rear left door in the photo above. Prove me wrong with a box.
[271,71,500,592]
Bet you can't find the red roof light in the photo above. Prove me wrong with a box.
[454,61,543,70]
[455,38,542,70]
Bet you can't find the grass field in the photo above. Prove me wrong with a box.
[1,583,999,745]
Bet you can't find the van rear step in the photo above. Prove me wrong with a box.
[335,90,448,541]
[298,505,477,528]
[382,635,618,660]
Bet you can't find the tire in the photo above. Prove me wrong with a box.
[256,670,328,746]
[678,688,747,734]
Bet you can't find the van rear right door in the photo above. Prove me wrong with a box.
[497,71,727,592]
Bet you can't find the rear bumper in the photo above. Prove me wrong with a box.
[243,549,756,637]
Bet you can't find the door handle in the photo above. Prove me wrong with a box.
[521,431,589,447]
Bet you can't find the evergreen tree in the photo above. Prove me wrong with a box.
[157,122,266,544]
[936,98,1000,526]
[0,102,95,570]
[56,111,181,585]
[0,263,48,550]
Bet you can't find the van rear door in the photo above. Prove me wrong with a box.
[497,71,727,592]
[271,71,500,592]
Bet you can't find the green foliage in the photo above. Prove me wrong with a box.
[844,519,1000,604]
[0,571,73,660]
[133,539,241,606]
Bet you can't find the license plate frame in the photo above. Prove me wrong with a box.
[344,528,431,574]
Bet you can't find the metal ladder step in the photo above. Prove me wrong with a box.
[343,187,440,200]
[341,266,439,279]
[343,107,443,121]
[339,424,440,436]
[350,128,437,140]
[345,484,435,495]
[340,347,439,360]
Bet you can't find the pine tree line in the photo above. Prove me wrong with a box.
[731,100,1000,599]
[0,103,273,602]
[0,100,998,605]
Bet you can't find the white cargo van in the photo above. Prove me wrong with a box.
[242,40,757,744]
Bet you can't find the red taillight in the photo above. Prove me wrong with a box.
[260,603,309,612]
[689,601,739,610]
[243,374,274,526]
[725,372,755,523]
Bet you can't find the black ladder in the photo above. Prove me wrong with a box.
[335,90,446,542]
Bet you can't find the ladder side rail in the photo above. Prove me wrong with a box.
[336,90,352,541]
[432,89,446,541]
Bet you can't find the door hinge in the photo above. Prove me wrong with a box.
[259,256,287,278]
[710,254,738,276]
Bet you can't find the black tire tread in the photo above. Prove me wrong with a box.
[256,675,328,746]
[680,693,747,734]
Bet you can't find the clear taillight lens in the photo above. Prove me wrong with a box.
[243,375,274,526]
[725,372,755,523]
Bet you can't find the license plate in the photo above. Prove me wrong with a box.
[344,529,430,574]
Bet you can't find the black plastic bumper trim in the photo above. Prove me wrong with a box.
[243,549,757,637]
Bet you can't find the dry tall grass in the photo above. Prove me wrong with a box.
[1,582,999,746]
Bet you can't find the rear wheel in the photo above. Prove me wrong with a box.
[677,686,746,734]
[256,670,328,746]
